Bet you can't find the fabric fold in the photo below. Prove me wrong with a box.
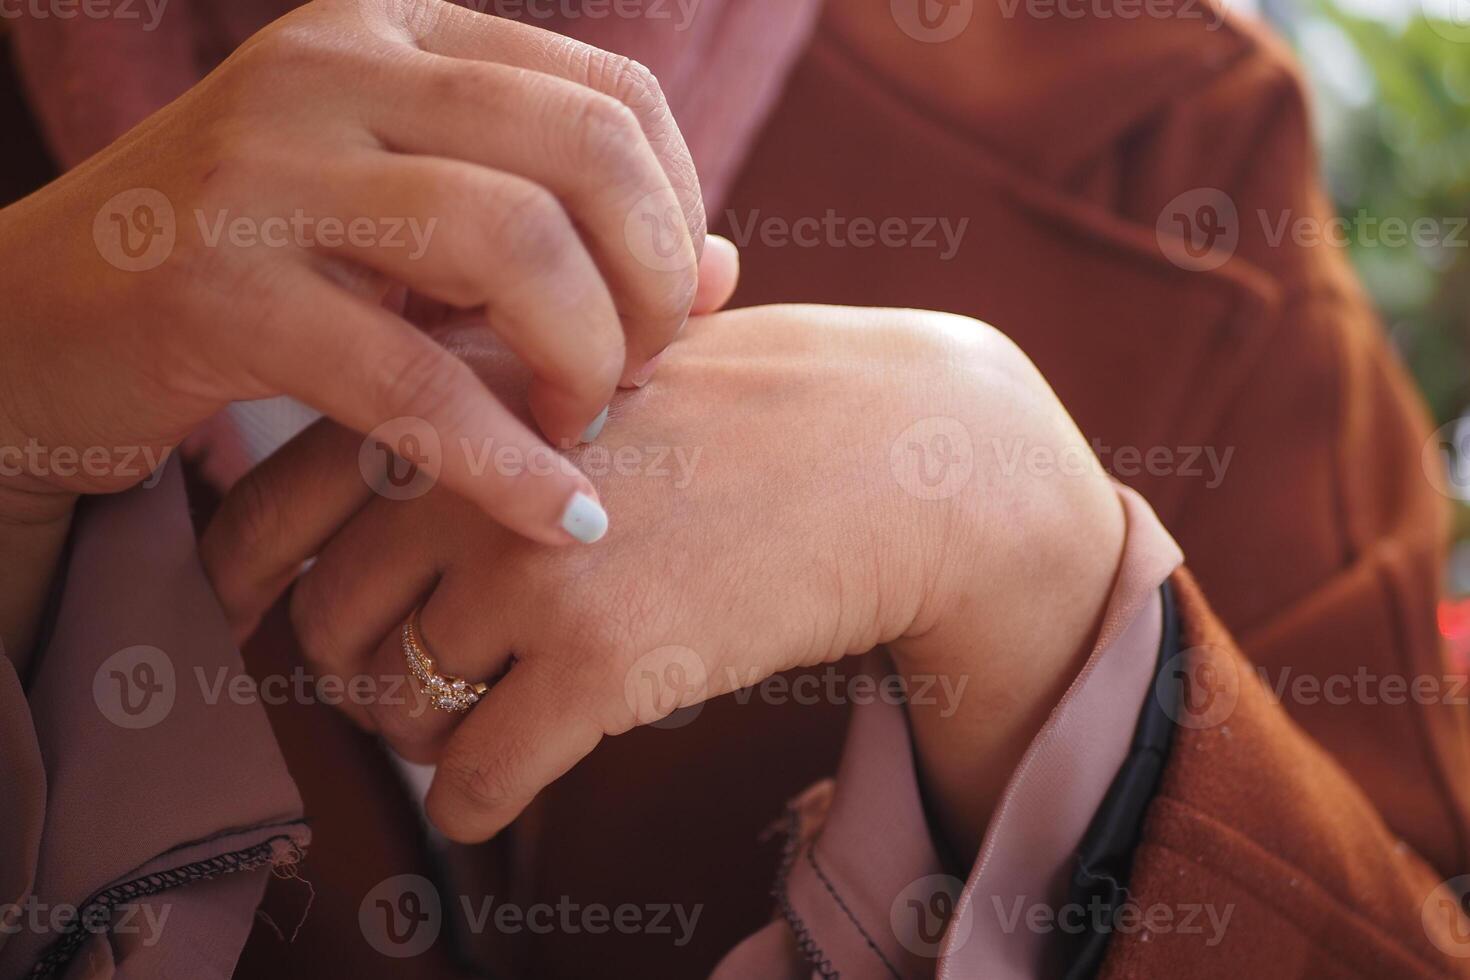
[0,462,308,980]
[713,486,1183,979]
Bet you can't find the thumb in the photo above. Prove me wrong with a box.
[692,234,740,315]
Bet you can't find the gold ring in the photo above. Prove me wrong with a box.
[402,609,490,714]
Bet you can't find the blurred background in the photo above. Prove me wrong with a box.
[1268,0,1470,647]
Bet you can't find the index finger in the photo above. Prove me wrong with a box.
[404,2,707,258]
[250,266,611,549]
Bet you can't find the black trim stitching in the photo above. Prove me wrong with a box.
[802,846,902,980]
[27,834,303,979]
[772,808,840,979]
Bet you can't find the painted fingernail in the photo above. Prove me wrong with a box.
[631,352,665,389]
[561,492,609,544]
[580,406,609,443]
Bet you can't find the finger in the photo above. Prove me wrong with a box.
[241,263,611,548]
[692,234,740,315]
[426,660,606,843]
[201,420,370,643]
[362,574,518,764]
[369,54,698,384]
[284,497,446,733]
[620,236,738,388]
[407,5,706,255]
[305,152,624,445]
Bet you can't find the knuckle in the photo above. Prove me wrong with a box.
[645,265,699,330]
[485,181,577,275]
[218,471,286,568]
[438,750,517,816]
[588,52,664,120]
[288,576,346,671]
[569,94,646,183]
[238,17,341,76]
[370,340,465,423]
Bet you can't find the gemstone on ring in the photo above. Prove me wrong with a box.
[402,611,490,714]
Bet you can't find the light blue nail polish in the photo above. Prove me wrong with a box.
[581,406,610,444]
[561,492,609,544]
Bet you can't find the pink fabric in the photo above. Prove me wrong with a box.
[8,0,820,210]
[8,0,822,489]
[712,486,1184,979]
[0,462,310,979]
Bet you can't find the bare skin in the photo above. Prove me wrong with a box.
[0,0,739,660]
[205,304,1126,862]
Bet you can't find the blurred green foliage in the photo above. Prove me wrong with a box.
[1303,1,1470,424]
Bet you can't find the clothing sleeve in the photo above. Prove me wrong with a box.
[712,487,1470,979]
[1100,569,1470,979]
[712,486,1185,980]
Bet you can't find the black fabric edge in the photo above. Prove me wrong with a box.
[1061,579,1182,980]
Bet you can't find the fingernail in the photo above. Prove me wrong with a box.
[561,492,609,544]
[631,352,665,389]
[580,406,609,443]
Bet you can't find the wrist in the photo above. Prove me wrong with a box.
[884,376,1127,861]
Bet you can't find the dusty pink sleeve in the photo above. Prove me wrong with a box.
[711,486,1183,980]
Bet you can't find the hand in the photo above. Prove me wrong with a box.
[0,0,736,545]
[204,305,1125,849]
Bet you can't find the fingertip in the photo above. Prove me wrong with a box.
[693,234,740,314]
[704,232,739,266]
[425,778,517,845]
[527,380,614,450]
[559,490,609,545]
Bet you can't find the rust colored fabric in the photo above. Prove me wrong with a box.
[3,0,1468,975]
[457,3,1470,975]
[1099,570,1470,978]
[244,4,1470,976]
